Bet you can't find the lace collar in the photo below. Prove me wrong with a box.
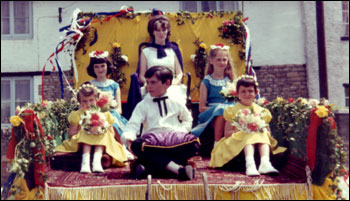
[90,79,115,88]
[204,75,231,87]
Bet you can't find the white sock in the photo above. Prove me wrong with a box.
[245,156,255,167]
[166,161,182,175]
[260,156,270,164]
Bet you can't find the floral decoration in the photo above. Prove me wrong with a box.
[257,96,347,199]
[219,82,239,102]
[80,108,110,135]
[218,10,245,60]
[191,39,208,80]
[96,91,118,112]
[110,42,128,88]
[231,108,268,134]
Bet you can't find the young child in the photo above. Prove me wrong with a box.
[55,82,127,173]
[192,44,236,146]
[87,50,128,137]
[209,75,286,176]
[87,51,133,160]
[122,66,200,180]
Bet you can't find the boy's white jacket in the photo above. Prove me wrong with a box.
[121,92,192,145]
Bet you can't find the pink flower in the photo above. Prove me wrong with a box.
[247,123,259,132]
[97,95,109,108]
[223,20,229,26]
[241,109,250,116]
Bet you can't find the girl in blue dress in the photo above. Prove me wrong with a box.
[191,44,237,147]
[87,51,134,159]
[87,51,128,137]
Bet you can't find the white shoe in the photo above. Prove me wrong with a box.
[80,154,91,173]
[258,161,279,175]
[246,165,260,176]
[92,153,104,173]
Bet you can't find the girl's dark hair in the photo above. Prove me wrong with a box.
[77,81,100,102]
[145,66,173,84]
[86,57,112,78]
[236,78,258,93]
[147,15,171,40]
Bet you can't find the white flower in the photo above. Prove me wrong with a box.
[121,55,128,62]
[190,54,196,62]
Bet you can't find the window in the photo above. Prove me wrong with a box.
[342,1,349,39]
[344,84,349,107]
[1,77,33,127]
[180,1,239,12]
[1,1,33,39]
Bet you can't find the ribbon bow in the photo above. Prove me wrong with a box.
[153,96,169,117]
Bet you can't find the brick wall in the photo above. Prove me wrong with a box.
[254,64,309,100]
[41,71,74,101]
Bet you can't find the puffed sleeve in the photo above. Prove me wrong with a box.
[223,105,236,122]
[68,111,80,126]
[262,108,272,123]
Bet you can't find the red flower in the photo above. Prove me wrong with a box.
[230,90,237,96]
[288,98,294,103]
[90,113,103,127]
[215,43,224,48]
[94,50,104,56]
[247,123,259,132]
[97,95,109,108]
[264,100,269,105]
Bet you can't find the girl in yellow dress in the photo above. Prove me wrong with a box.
[209,75,286,176]
[55,82,127,173]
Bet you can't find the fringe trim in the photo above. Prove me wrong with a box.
[45,182,310,200]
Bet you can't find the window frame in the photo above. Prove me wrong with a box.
[341,1,349,40]
[1,76,34,128]
[1,1,33,40]
[344,83,349,107]
[180,1,241,12]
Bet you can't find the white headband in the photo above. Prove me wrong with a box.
[210,43,230,50]
[89,51,109,58]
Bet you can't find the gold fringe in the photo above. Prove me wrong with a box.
[45,182,310,200]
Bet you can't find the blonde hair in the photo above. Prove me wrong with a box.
[76,81,100,103]
[204,48,236,81]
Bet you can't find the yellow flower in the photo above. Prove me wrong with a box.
[112,43,121,48]
[10,116,24,127]
[134,16,140,23]
[315,105,329,118]
[276,96,284,103]
[199,43,207,50]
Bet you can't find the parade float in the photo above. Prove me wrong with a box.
[1,7,348,200]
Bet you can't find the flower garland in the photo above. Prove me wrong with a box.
[218,10,246,60]
[190,39,208,80]
[6,99,79,189]
[257,97,348,199]
[110,42,128,88]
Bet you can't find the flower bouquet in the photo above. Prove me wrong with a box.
[232,108,268,134]
[96,91,118,112]
[80,108,110,135]
[220,82,239,102]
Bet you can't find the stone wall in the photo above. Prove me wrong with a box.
[254,64,309,100]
